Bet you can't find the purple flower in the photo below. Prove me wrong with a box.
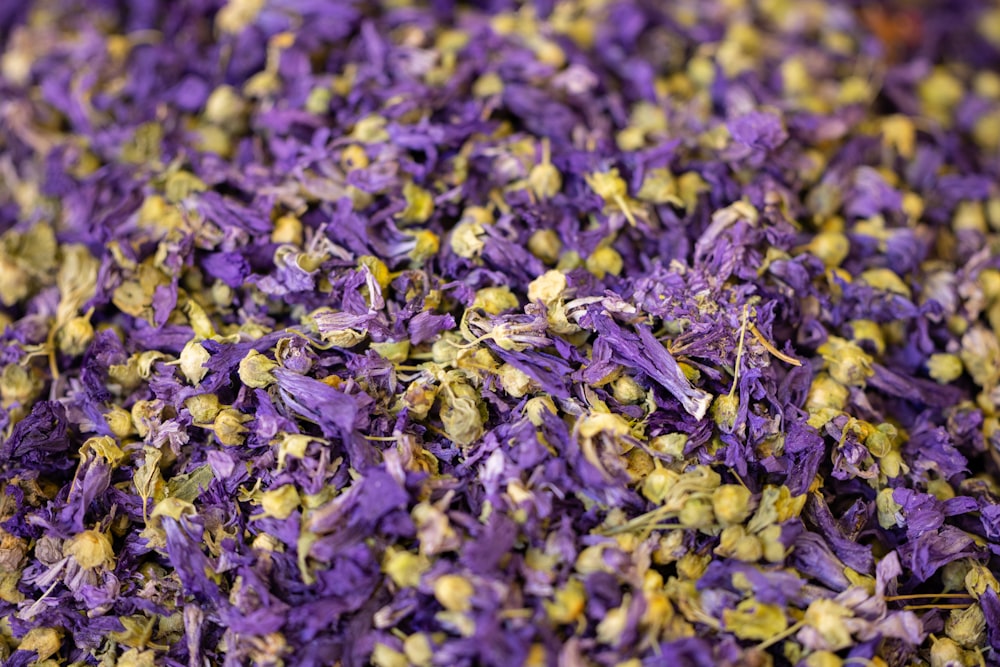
[728,110,788,152]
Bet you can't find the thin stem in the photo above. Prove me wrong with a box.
[729,304,750,397]
[757,619,805,651]
[748,322,801,366]
[902,603,972,610]
[885,593,974,601]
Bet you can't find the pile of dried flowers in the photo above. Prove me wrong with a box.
[2,0,1000,665]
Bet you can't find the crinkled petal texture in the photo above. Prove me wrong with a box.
[0,0,1000,666]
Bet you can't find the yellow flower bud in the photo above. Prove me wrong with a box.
[472,286,519,314]
[449,221,486,258]
[498,363,533,398]
[545,579,586,624]
[403,634,434,667]
[930,636,968,667]
[585,246,624,279]
[271,214,303,245]
[63,530,114,569]
[527,229,561,265]
[945,601,986,648]
[57,315,95,356]
[17,627,63,662]
[371,643,408,667]
[204,84,248,126]
[184,394,221,424]
[927,353,964,384]
[433,574,474,612]
[214,408,250,446]
[259,485,300,519]
[238,349,277,388]
[527,269,567,304]
[712,484,753,526]
[399,181,435,224]
[678,496,715,530]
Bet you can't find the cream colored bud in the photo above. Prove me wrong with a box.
[179,340,211,385]
[527,229,561,264]
[57,316,95,356]
[498,363,533,398]
[527,269,567,304]
[63,530,114,569]
[238,349,277,388]
[214,408,250,446]
[184,393,222,424]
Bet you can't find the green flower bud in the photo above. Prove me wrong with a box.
[16,627,63,663]
[942,560,973,593]
[383,547,430,588]
[371,340,410,364]
[642,466,678,504]
[876,487,902,529]
[806,374,849,412]
[472,72,503,97]
[848,319,885,355]
[350,115,389,144]
[440,384,484,447]
[184,394,221,424]
[1,364,39,406]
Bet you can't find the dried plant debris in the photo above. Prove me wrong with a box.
[1,0,1000,665]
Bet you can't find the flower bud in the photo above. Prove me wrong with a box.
[63,529,114,569]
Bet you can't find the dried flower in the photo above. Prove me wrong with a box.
[2,1,999,665]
